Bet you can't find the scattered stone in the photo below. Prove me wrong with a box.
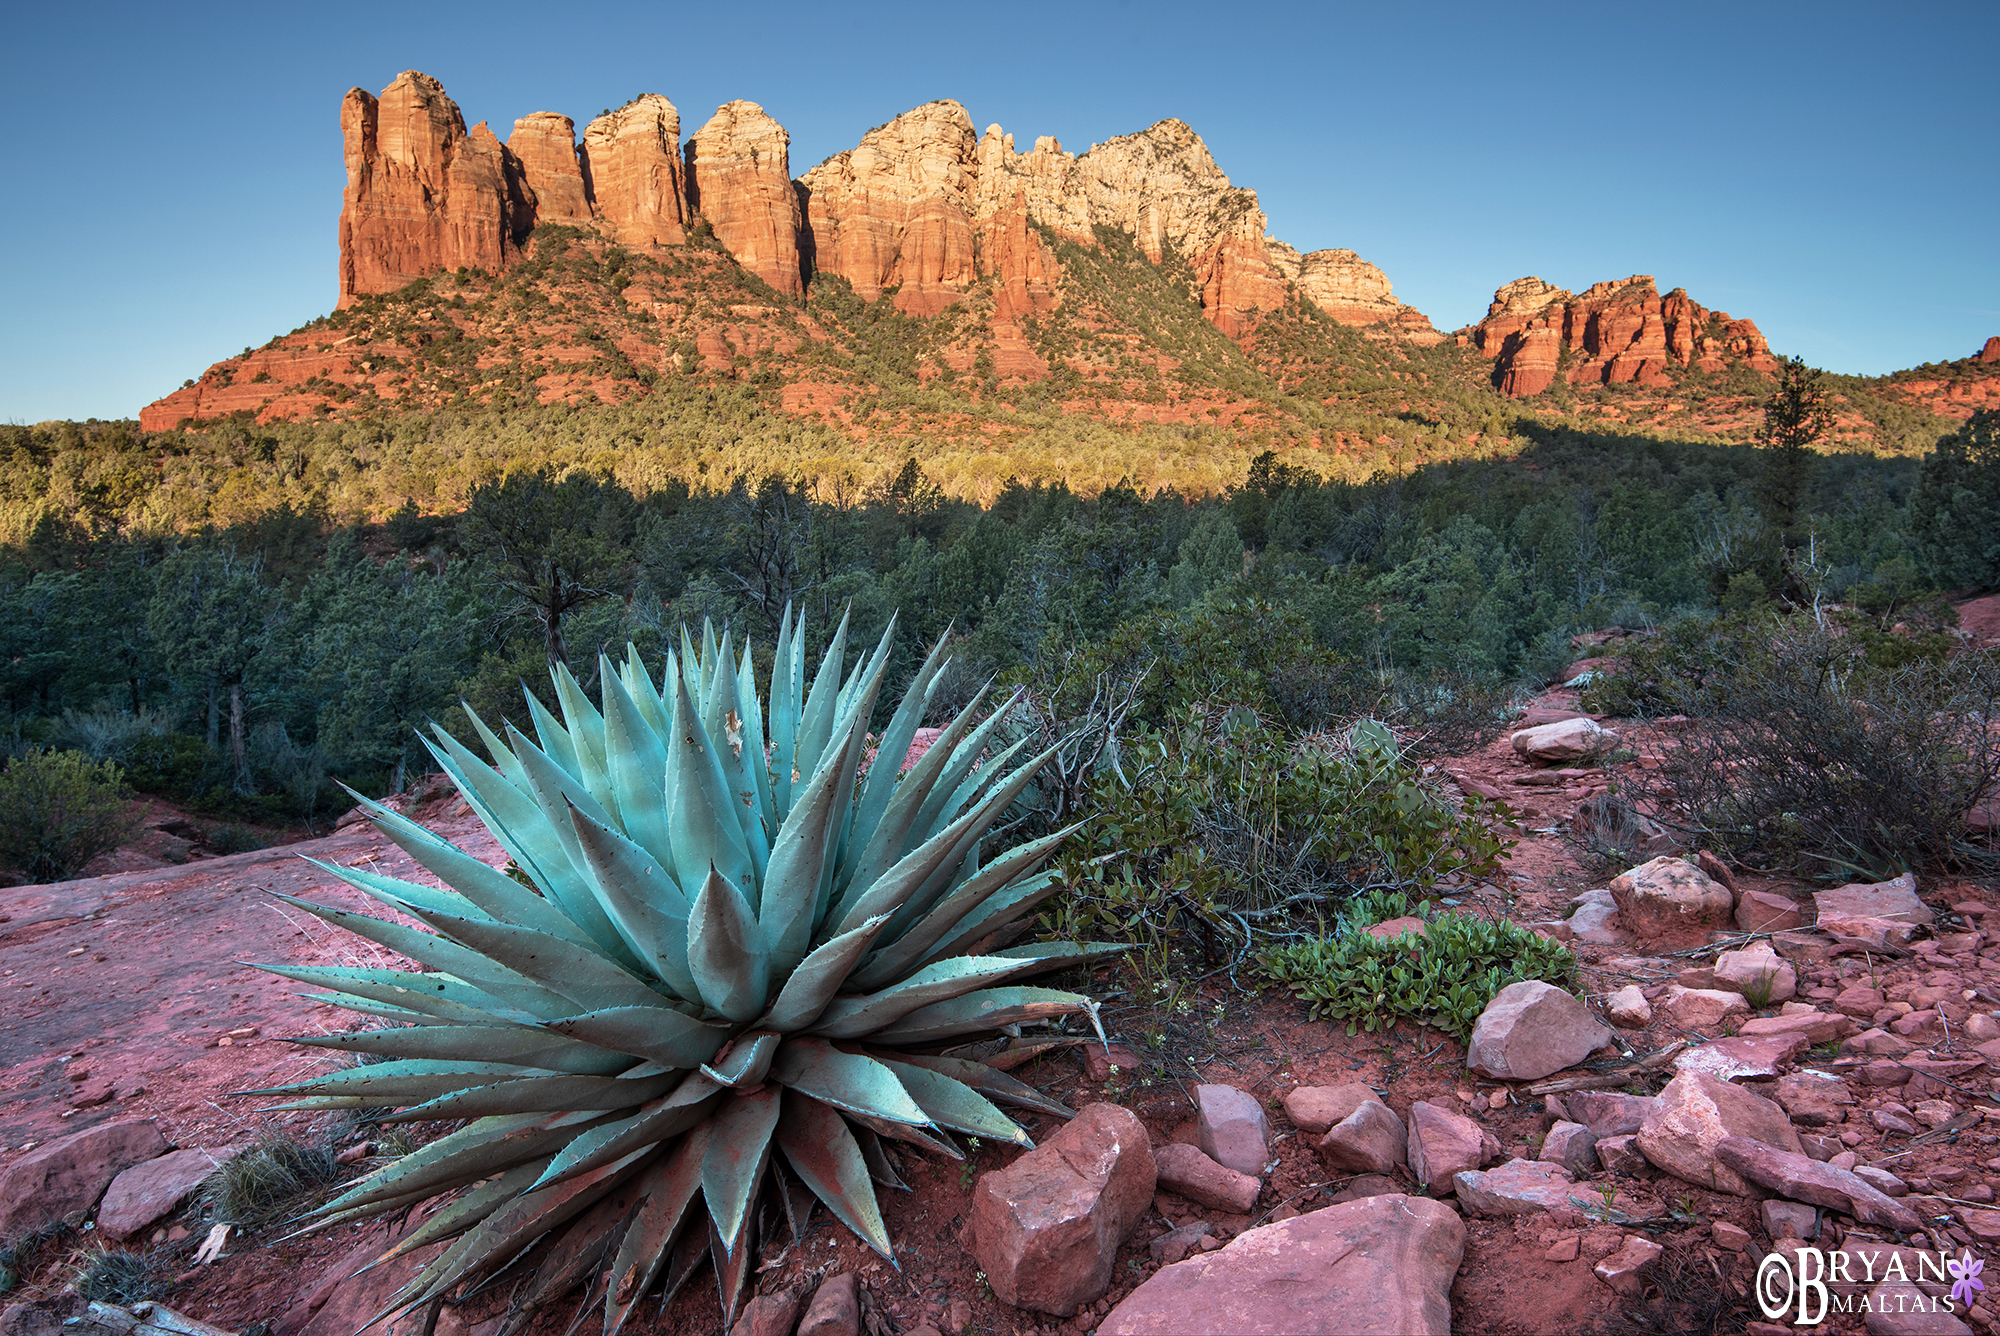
[1405,1101,1493,1192]
[1967,1015,2000,1043]
[1568,892,1634,946]
[1761,1199,1818,1240]
[1148,1222,1215,1266]
[0,1119,169,1240]
[1280,1084,1377,1136]
[98,1145,245,1241]
[1711,1137,1923,1232]
[1834,985,1890,1019]
[1736,890,1804,933]
[1325,1174,1403,1205]
[1596,1134,1649,1176]
[1316,1098,1407,1176]
[1512,718,1615,765]
[1365,916,1428,940]
[1593,1235,1664,1297]
[1713,1220,1753,1251]
[731,1288,807,1336]
[970,1102,1156,1317]
[1739,1010,1856,1045]
[1714,941,1799,1003]
[1154,1144,1260,1215]
[1605,985,1652,1029]
[1540,1121,1600,1176]
[1098,1195,1465,1336]
[1774,1071,1856,1126]
[1858,1059,1913,1085]
[1662,985,1751,1030]
[1466,981,1611,1082]
[1674,1034,1809,1082]
[1820,915,1922,952]
[1610,856,1735,939]
[1196,1084,1271,1177]
[1815,873,1932,927]
[797,1272,860,1336]
[1855,1166,1909,1197]
[1696,850,1738,894]
[1636,1072,1804,1195]
[1567,1092,1659,1138]
[1914,1099,1959,1129]
[1844,1028,1916,1057]
[1080,1043,1142,1083]
[1545,1234,1581,1262]
[1454,1159,1613,1216]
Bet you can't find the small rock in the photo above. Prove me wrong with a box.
[0,1118,169,1240]
[1566,1092,1659,1138]
[1714,941,1799,1003]
[1596,1134,1649,1176]
[1713,1220,1753,1251]
[1914,1099,1959,1129]
[1739,1010,1856,1045]
[1280,1084,1377,1136]
[1636,1072,1804,1196]
[1774,1070,1856,1126]
[1454,1159,1613,1216]
[1673,1034,1809,1082]
[798,1272,860,1336]
[1316,1098,1407,1176]
[1855,1166,1909,1197]
[1080,1043,1142,1083]
[1845,1028,1916,1057]
[1512,718,1615,765]
[1736,890,1804,933]
[1148,1222,1214,1265]
[1605,985,1652,1029]
[98,1144,246,1241]
[970,1103,1156,1317]
[1814,872,1932,927]
[1466,981,1611,1082]
[1710,1136,1922,1232]
[1540,1121,1599,1176]
[1873,1109,1921,1136]
[1325,1174,1403,1205]
[1365,916,1428,940]
[1405,1101,1493,1192]
[1761,1199,1818,1240]
[1154,1144,1259,1215]
[1662,985,1751,1030]
[1966,1014,2000,1042]
[1545,1235,1581,1262]
[1696,850,1738,894]
[731,1288,807,1336]
[1196,1085,1271,1177]
[1610,856,1735,940]
[1833,985,1890,1019]
[1593,1235,1663,1297]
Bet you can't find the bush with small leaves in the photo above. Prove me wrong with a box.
[0,748,139,882]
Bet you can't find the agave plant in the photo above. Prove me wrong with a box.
[248,612,1106,1330]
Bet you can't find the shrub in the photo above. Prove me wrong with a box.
[73,1247,168,1305]
[123,732,221,801]
[206,823,268,854]
[1259,892,1576,1040]
[199,1130,342,1223]
[0,749,139,882]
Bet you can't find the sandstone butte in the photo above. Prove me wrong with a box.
[1463,274,1783,399]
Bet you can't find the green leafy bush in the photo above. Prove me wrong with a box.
[0,748,138,882]
[1259,893,1576,1039]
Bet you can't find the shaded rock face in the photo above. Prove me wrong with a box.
[1470,275,1781,398]
[507,112,591,228]
[338,72,520,307]
[581,94,688,249]
[687,101,803,296]
[1099,1194,1464,1336]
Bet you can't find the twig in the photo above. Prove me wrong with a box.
[1526,1041,1687,1095]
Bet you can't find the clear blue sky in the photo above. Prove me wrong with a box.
[3,0,1994,423]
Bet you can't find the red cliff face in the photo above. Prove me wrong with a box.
[1980,336,2000,364]
[507,112,591,229]
[338,72,519,307]
[581,95,689,249]
[1470,275,1780,398]
[685,101,803,297]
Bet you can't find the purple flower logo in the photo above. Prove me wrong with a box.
[1950,1251,1985,1308]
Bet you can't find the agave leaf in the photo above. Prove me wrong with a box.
[244,1058,536,1104]
[294,993,472,1029]
[890,1052,1075,1119]
[844,669,993,895]
[712,1209,757,1328]
[791,607,850,790]
[699,631,771,883]
[938,732,1033,835]
[531,1075,724,1193]
[269,895,577,1020]
[502,1175,646,1328]
[382,1069,681,1122]
[291,1025,631,1075]
[874,1058,1031,1146]
[460,700,531,791]
[757,713,868,976]
[620,647,672,739]
[915,869,1069,969]
[412,909,669,1014]
[758,913,892,1033]
[522,686,585,784]
[870,986,1090,1045]
[909,687,1019,843]
[554,661,620,819]
[702,1084,780,1255]
[599,664,677,874]
[305,857,491,926]
[544,1006,731,1069]
[686,865,769,1023]
[850,1120,914,1185]
[700,1030,779,1089]
[988,940,1135,975]
[604,1127,709,1333]
[348,797,600,950]
[668,677,756,900]
[304,1113,572,1218]
[846,628,953,876]
[846,832,1074,991]
[568,802,698,1002]
[810,956,1060,1039]
[767,607,800,819]
[775,1090,892,1258]
[260,964,528,1026]
[371,1161,548,1264]
[737,641,776,834]
[768,1038,931,1129]
[285,1181,453,1242]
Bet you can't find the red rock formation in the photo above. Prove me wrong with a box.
[1470,275,1779,398]
[1264,243,1441,344]
[1981,336,2000,364]
[685,101,803,297]
[338,72,517,307]
[506,112,591,228]
[799,101,981,315]
[580,95,687,249]
[978,191,1058,323]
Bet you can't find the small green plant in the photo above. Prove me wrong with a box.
[1258,895,1575,1040]
[206,823,269,855]
[200,1131,342,1223]
[73,1247,168,1305]
[0,748,139,882]
[1741,968,1778,1010]
[1668,1190,1703,1225]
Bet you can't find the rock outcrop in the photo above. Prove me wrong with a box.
[1469,275,1781,398]
[686,101,803,296]
[338,72,520,307]
[1265,243,1442,343]
[506,113,591,228]
[581,95,688,249]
